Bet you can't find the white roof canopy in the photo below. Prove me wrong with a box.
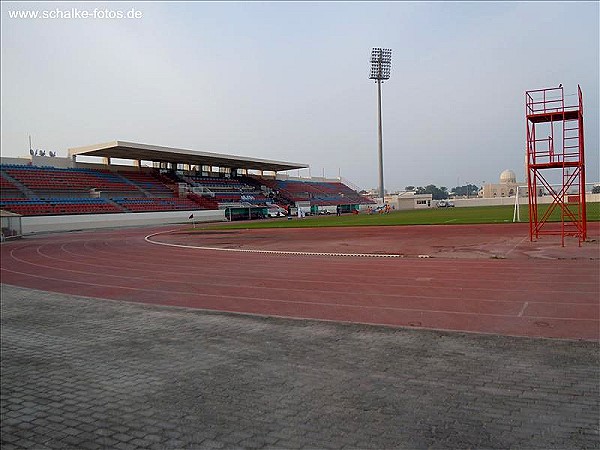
[68,141,309,172]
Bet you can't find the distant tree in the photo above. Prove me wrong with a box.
[405,185,415,192]
[451,184,479,197]
[592,186,600,194]
[415,185,448,200]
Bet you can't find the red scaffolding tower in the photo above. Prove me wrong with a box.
[525,85,587,245]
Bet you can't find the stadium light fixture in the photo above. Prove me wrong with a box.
[369,47,392,203]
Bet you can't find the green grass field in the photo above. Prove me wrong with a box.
[205,203,600,230]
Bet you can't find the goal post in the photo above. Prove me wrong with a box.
[512,182,599,223]
[513,185,521,223]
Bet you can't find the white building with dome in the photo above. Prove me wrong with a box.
[499,169,517,184]
[480,170,526,198]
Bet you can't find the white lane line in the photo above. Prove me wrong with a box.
[504,235,530,258]
[3,266,596,321]
[518,302,529,317]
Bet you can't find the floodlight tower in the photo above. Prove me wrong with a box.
[369,47,392,203]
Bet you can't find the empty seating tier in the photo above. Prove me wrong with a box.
[0,198,122,216]
[271,180,375,206]
[2,165,136,194]
[116,171,175,197]
[0,165,215,216]
[185,175,269,205]
[0,177,24,198]
[0,164,371,216]
[112,197,201,213]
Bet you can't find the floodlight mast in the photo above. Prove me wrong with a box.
[369,48,392,203]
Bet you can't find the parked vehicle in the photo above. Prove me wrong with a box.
[267,207,287,218]
[317,206,336,215]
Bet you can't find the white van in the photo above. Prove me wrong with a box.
[267,206,287,218]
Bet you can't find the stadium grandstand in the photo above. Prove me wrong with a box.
[0,141,374,220]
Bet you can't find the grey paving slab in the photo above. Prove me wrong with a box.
[1,284,598,449]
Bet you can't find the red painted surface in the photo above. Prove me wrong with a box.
[1,223,598,340]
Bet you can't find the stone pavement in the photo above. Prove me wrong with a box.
[1,284,598,450]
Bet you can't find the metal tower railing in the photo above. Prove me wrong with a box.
[525,85,587,245]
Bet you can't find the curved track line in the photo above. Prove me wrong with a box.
[21,244,597,301]
[15,246,585,311]
[144,229,404,258]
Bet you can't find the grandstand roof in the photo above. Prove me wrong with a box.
[68,141,308,172]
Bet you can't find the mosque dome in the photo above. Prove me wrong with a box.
[500,169,516,184]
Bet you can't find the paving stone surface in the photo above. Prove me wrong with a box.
[1,284,598,449]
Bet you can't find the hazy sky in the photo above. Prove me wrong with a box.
[2,1,598,191]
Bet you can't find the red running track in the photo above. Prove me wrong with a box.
[1,225,598,340]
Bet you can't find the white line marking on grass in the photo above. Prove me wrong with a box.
[144,230,404,258]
